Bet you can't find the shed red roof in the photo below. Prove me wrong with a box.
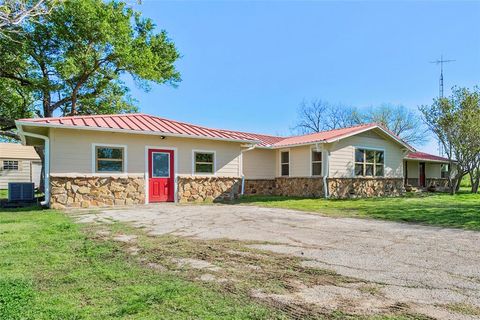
[405,151,450,162]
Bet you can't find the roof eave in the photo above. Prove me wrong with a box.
[15,121,260,145]
[404,157,452,163]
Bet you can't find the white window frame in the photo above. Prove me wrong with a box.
[279,149,290,177]
[91,143,128,174]
[3,160,19,171]
[353,146,385,177]
[192,149,216,175]
[310,148,322,177]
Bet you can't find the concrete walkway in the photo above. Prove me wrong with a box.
[75,204,480,319]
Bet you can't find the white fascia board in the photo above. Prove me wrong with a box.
[269,141,327,149]
[404,158,451,164]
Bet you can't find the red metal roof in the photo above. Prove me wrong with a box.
[18,113,259,143]
[270,123,378,147]
[218,130,286,147]
[17,113,412,150]
[405,151,450,162]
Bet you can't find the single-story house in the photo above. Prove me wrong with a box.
[0,142,42,189]
[15,113,451,208]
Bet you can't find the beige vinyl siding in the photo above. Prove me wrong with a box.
[242,149,276,179]
[32,161,42,187]
[328,130,406,178]
[406,161,442,179]
[426,163,442,178]
[406,161,419,179]
[0,160,34,189]
[274,145,323,178]
[49,128,243,177]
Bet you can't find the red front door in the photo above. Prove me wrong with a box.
[419,162,426,187]
[148,149,174,202]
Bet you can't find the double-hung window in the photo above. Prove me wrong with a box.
[354,148,384,177]
[311,150,322,176]
[194,151,214,174]
[95,146,125,173]
[280,151,289,176]
[441,164,449,179]
[3,160,19,170]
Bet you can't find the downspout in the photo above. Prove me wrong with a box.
[240,144,257,195]
[323,150,330,199]
[17,127,50,206]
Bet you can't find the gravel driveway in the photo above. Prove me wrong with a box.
[75,204,480,319]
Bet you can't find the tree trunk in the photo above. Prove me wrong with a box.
[450,172,463,195]
[472,171,480,193]
[472,178,479,193]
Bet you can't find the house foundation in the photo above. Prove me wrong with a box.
[177,177,242,203]
[50,176,145,209]
[244,177,405,199]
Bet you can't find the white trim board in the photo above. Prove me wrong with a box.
[351,146,386,178]
[192,149,217,176]
[91,143,128,175]
[279,149,291,177]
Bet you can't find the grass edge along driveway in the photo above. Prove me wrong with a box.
[232,192,480,231]
[0,208,284,320]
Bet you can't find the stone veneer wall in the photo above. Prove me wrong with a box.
[274,177,324,198]
[244,177,404,199]
[243,179,276,196]
[50,176,145,209]
[327,178,404,199]
[177,177,242,203]
[426,178,449,190]
[406,178,420,187]
[406,178,449,190]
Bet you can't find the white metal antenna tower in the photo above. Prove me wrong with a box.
[430,55,455,98]
[430,55,455,156]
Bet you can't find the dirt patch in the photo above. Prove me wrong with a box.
[112,234,137,243]
[172,257,221,271]
[74,205,480,320]
[84,222,429,319]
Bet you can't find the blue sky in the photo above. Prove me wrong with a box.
[127,1,480,154]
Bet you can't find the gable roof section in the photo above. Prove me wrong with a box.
[271,123,374,147]
[405,151,450,163]
[0,143,40,160]
[16,113,413,151]
[16,113,259,144]
[269,123,414,151]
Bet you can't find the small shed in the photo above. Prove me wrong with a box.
[0,143,42,189]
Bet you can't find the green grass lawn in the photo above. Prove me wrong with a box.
[0,208,285,320]
[234,192,480,230]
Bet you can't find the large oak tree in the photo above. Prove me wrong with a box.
[0,0,180,140]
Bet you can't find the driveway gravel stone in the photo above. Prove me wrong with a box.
[74,203,480,319]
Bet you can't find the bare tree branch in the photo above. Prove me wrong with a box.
[0,0,59,37]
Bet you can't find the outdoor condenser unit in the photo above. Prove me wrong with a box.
[8,182,35,202]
